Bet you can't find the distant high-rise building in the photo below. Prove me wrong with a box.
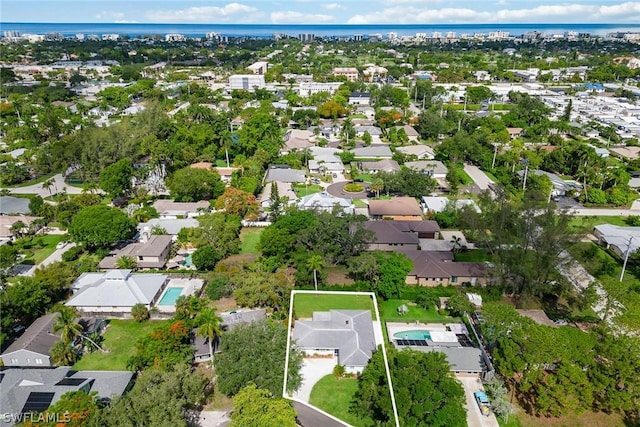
[353,34,364,42]
[299,33,315,42]
[387,32,398,40]
[75,33,85,41]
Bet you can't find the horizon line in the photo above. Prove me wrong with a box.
[1,21,633,26]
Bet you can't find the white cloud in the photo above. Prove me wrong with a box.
[347,2,640,24]
[145,3,264,23]
[95,11,125,20]
[324,3,344,10]
[270,10,336,23]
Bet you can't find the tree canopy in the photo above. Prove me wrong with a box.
[352,347,466,427]
[215,320,303,397]
[230,383,297,427]
[167,166,225,202]
[69,205,135,248]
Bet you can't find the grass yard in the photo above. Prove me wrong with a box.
[567,216,629,234]
[381,299,454,323]
[294,293,376,319]
[325,265,354,285]
[292,183,324,198]
[73,319,170,371]
[239,227,264,254]
[352,199,368,208]
[18,234,65,264]
[353,173,373,182]
[309,375,371,427]
[454,249,492,262]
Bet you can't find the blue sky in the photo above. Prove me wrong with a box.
[2,1,640,24]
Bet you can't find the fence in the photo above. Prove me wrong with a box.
[464,312,495,381]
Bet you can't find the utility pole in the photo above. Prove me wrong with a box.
[521,158,530,191]
[620,236,635,282]
[491,143,499,169]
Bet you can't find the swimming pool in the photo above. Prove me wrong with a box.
[158,287,183,306]
[393,330,432,340]
[183,254,193,268]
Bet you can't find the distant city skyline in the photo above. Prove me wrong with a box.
[2,1,640,25]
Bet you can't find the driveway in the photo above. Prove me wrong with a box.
[21,242,76,277]
[292,357,337,402]
[2,174,85,197]
[456,375,500,427]
[463,164,495,191]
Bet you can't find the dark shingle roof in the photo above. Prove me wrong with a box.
[1,313,60,359]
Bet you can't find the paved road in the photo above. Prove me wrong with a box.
[326,181,370,199]
[456,375,500,427]
[566,206,640,216]
[464,164,495,191]
[293,401,349,427]
[2,174,85,197]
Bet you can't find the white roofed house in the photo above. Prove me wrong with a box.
[593,224,640,259]
[298,192,354,215]
[396,144,435,160]
[66,270,169,317]
[359,159,400,174]
[281,129,315,155]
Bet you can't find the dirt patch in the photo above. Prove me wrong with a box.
[212,297,238,312]
[222,253,259,264]
[326,266,354,285]
[516,409,624,427]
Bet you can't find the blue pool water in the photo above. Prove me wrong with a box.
[158,287,183,306]
[183,254,193,267]
[393,330,432,340]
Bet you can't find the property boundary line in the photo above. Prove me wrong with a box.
[283,290,400,427]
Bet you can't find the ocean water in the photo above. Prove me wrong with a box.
[1,22,640,38]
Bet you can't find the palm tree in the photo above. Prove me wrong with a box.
[42,178,55,196]
[307,254,325,293]
[10,221,26,239]
[53,307,83,345]
[50,340,78,366]
[196,308,223,368]
[115,255,138,270]
[370,178,384,198]
[450,235,463,253]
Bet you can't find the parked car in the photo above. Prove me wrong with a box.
[55,241,67,250]
[474,391,491,416]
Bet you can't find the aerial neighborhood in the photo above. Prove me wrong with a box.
[1,22,640,427]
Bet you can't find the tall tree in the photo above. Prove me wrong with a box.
[99,159,134,198]
[69,205,135,249]
[196,308,223,368]
[306,254,325,293]
[167,166,225,202]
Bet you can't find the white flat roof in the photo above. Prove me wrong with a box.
[429,331,459,343]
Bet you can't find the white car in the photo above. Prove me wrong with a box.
[56,242,67,250]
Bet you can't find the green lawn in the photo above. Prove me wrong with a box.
[353,173,373,182]
[309,375,371,427]
[352,199,368,208]
[239,227,264,254]
[567,216,629,234]
[454,249,491,262]
[294,293,376,319]
[73,319,170,371]
[19,234,65,264]
[381,299,454,323]
[292,183,324,198]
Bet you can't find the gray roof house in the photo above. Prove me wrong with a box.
[351,145,393,159]
[0,196,31,215]
[593,224,640,259]
[0,367,133,424]
[152,200,209,218]
[98,235,173,270]
[263,166,306,183]
[1,313,61,367]
[404,160,448,179]
[359,159,400,173]
[66,270,168,316]
[292,310,376,373]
